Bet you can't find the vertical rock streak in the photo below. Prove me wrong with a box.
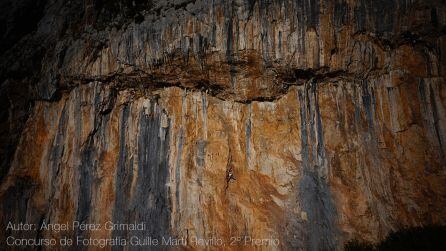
[298,81,337,250]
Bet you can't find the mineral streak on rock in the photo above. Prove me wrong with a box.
[1,0,446,250]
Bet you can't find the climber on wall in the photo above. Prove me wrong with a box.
[225,153,236,191]
[225,166,236,192]
[227,167,236,182]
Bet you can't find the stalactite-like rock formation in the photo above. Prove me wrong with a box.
[1,0,445,250]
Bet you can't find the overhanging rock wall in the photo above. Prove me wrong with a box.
[1,0,445,250]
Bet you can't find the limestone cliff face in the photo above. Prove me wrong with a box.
[1,0,446,250]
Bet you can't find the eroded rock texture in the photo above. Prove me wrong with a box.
[1,0,446,250]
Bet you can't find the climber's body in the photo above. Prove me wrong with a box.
[225,166,236,192]
[224,153,236,191]
[227,170,236,182]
